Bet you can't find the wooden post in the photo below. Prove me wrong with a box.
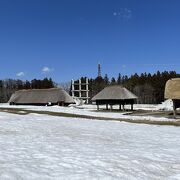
[106,104,108,110]
[110,105,113,111]
[97,104,99,111]
[79,79,82,98]
[86,78,89,104]
[122,104,125,111]
[71,79,75,98]
[131,104,133,111]
[173,100,176,119]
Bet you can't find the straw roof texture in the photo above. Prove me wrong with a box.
[8,88,74,104]
[92,85,138,101]
[165,78,180,99]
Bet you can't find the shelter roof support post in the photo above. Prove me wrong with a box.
[131,104,133,111]
[119,104,121,111]
[97,101,100,111]
[110,105,113,111]
[97,104,100,111]
[122,101,125,111]
[122,104,125,111]
[106,104,108,110]
[173,100,176,119]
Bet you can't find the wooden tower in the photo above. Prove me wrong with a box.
[71,78,90,104]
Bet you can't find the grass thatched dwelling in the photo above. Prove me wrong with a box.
[8,88,75,106]
[165,78,180,118]
[92,85,138,111]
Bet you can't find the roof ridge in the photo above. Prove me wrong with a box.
[17,88,62,92]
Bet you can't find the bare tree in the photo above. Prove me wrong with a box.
[59,81,71,93]
[133,83,155,104]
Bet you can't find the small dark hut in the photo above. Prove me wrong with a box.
[165,78,180,118]
[92,85,138,110]
[8,88,75,106]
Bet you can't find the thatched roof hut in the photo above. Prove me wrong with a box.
[9,88,75,106]
[165,78,180,118]
[165,78,180,99]
[92,85,138,110]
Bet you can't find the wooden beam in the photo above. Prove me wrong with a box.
[173,100,176,119]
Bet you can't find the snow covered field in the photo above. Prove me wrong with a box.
[0,112,180,179]
[0,100,178,122]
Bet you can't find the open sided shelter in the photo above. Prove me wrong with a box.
[92,85,138,110]
[165,78,180,118]
[8,88,75,106]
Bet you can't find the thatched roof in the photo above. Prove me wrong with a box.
[8,88,75,104]
[165,78,180,100]
[92,85,138,101]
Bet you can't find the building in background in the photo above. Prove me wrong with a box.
[71,78,90,104]
[9,88,75,106]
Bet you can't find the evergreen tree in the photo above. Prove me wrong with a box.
[104,74,109,85]
[117,73,122,84]
[111,77,116,85]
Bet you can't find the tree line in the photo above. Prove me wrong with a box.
[0,71,179,104]
[76,71,180,104]
[0,78,54,103]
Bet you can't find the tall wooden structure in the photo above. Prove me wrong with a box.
[71,78,90,104]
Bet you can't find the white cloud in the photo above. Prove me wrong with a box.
[113,12,117,16]
[113,8,132,20]
[122,64,126,69]
[42,66,51,73]
[16,72,25,77]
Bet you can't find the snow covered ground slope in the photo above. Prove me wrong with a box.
[0,112,180,179]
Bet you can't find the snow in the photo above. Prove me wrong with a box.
[78,100,175,112]
[73,104,159,111]
[157,99,173,111]
[0,112,180,179]
[0,102,178,122]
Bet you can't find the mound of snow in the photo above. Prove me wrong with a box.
[157,99,173,111]
[72,97,85,106]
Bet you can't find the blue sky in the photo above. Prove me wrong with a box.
[0,0,180,82]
